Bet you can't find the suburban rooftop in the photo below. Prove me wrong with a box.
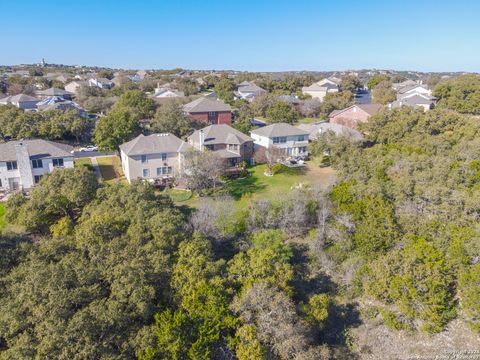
[189,124,253,145]
[0,139,73,162]
[119,133,192,156]
[183,97,231,113]
[251,122,309,137]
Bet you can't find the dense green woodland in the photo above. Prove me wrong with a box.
[0,75,480,359]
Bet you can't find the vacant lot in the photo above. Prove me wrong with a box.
[96,156,125,184]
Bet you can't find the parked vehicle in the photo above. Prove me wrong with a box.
[79,145,98,152]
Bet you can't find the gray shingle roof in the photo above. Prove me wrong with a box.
[96,77,114,84]
[237,81,266,94]
[251,123,309,138]
[391,94,436,108]
[189,124,253,145]
[397,92,436,101]
[392,79,418,91]
[37,87,73,96]
[119,133,192,156]
[0,139,73,162]
[297,122,363,141]
[396,84,430,94]
[183,97,231,113]
[0,94,38,103]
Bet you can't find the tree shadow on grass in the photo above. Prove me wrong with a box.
[224,173,267,200]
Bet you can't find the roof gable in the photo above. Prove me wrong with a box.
[0,139,73,162]
[119,133,192,156]
[251,123,309,138]
[183,97,231,113]
[189,124,253,145]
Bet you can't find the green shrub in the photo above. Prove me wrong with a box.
[304,293,330,325]
[271,163,287,175]
[380,309,409,331]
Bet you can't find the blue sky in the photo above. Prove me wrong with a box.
[1,0,479,72]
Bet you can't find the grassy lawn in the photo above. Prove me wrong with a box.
[74,157,93,168]
[164,189,193,202]
[0,203,5,231]
[297,117,324,124]
[96,156,126,184]
[224,163,335,206]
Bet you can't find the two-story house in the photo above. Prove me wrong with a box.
[119,133,192,183]
[88,77,115,90]
[250,123,309,156]
[188,124,254,167]
[234,81,267,101]
[0,94,39,110]
[36,87,74,100]
[183,97,232,125]
[302,78,340,101]
[0,139,74,192]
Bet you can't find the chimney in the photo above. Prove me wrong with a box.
[14,142,34,190]
[199,129,204,151]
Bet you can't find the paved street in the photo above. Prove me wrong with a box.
[73,151,116,158]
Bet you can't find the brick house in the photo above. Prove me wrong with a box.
[183,97,232,125]
[329,103,382,129]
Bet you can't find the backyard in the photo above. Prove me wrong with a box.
[225,163,335,203]
[173,162,336,208]
[96,156,126,184]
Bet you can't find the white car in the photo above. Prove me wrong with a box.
[78,145,98,152]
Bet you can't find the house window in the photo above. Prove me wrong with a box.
[156,167,172,176]
[32,159,43,168]
[205,144,214,151]
[34,175,43,184]
[52,158,64,167]
[299,146,307,153]
[161,153,167,161]
[273,137,287,144]
[298,135,306,141]
[6,161,18,171]
[143,168,150,178]
[208,112,218,123]
[228,144,239,151]
[141,155,147,163]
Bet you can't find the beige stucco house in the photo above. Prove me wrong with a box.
[119,133,192,183]
[302,78,340,101]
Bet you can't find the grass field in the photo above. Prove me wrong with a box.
[224,163,335,205]
[0,203,6,231]
[96,156,125,184]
